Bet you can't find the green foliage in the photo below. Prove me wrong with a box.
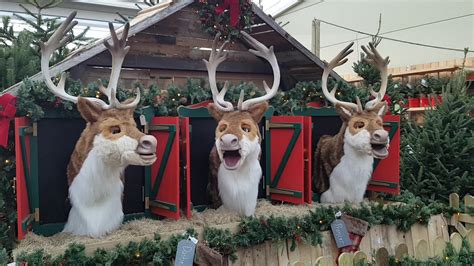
[401,71,474,202]
[203,227,238,262]
[16,229,198,265]
[198,0,254,41]
[352,52,381,86]
[0,124,17,258]
[0,0,90,91]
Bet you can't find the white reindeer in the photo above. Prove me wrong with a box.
[205,32,280,216]
[313,42,390,203]
[40,12,157,237]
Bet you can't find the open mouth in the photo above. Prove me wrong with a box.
[371,142,389,159]
[138,153,156,161]
[222,149,242,170]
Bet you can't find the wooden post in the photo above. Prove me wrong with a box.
[312,19,321,57]
[450,232,463,253]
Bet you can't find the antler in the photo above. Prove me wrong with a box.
[238,31,280,111]
[361,42,389,110]
[321,42,360,112]
[100,22,140,109]
[202,33,234,112]
[40,12,139,110]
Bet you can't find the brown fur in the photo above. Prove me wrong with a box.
[207,102,268,208]
[66,98,144,185]
[313,102,387,193]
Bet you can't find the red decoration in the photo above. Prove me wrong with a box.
[408,97,420,108]
[0,93,16,148]
[338,214,369,258]
[215,0,241,27]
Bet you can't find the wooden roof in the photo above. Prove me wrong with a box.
[3,0,343,96]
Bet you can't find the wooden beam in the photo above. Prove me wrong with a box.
[312,19,321,57]
[2,0,194,96]
[84,53,273,74]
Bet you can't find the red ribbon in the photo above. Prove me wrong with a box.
[215,0,240,27]
[0,93,17,148]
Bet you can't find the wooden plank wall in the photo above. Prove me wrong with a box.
[227,214,471,266]
[71,5,326,91]
[74,6,275,90]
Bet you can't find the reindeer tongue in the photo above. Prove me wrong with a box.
[223,150,241,168]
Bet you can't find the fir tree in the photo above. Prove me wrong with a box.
[0,0,89,91]
[400,71,474,201]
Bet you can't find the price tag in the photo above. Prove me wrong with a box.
[174,238,197,266]
[330,219,352,248]
[139,114,147,126]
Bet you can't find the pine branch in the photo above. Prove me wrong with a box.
[13,13,45,33]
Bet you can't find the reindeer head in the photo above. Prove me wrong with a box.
[204,32,280,170]
[322,42,390,159]
[40,12,157,181]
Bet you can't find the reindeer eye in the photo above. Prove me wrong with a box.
[110,126,121,134]
[241,125,250,133]
[219,124,227,132]
[354,121,365,129]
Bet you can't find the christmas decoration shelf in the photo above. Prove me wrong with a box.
[13,198,474,265]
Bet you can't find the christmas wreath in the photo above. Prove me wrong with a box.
[198,0,254,40]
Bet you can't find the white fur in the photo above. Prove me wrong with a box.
[216,135,261,216]
[320,128,374,203]
[63,134,154,238]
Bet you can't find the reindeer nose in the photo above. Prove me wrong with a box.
[372,129,388,143]
[220,134,239,150]
[137,135,157,154]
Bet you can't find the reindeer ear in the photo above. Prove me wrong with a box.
[208,103,225,121]
[335,103,354,122]
[77,97,102,123]
[248,102,269,123]
[372,101,388,117]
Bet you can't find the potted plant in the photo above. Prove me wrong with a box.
[419,78,431,107]
[429,77,444,106]
[407,84,420,108]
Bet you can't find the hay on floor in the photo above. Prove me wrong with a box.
[14,200,317,257]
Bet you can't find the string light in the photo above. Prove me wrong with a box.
[135,251,141,258]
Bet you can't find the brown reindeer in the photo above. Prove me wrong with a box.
[40,12,157,237]
[313,42,390,203]
[205,32,280,216]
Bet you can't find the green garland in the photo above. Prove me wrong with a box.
[14,192,464,264]
[198,0,254,41]
[16,76,408,120]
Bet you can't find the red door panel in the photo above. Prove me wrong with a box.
[15,117,32,240]
[268,116,305,204]
[368,115,400,194]
[148,117,180,220]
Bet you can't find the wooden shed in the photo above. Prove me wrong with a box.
[4,0,342,95]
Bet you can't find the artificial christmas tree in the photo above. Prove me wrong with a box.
[401,71,474,202]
